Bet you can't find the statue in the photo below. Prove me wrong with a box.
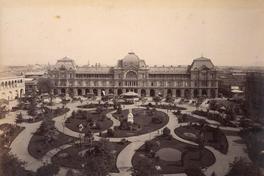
[127,109,134,124]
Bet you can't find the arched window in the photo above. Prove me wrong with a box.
[125,71,137,79]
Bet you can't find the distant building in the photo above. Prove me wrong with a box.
[24,78,38,95]
[48,52,219,98]
[0,74,25,100]
[245,72,264,121]
[24,71,46,79]
[218,69,247,97]
[24,71,46,95]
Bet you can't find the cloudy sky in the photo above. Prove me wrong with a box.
[0,0,264,66]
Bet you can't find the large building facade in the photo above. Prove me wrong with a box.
[48,52,218,98]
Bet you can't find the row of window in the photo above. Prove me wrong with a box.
[149,74,189,79]
[191,73,216,79]
[194,81,217,87]
[54,80,217,88]
[51,73,216,80]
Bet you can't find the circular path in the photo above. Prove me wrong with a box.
[4,100,249,176]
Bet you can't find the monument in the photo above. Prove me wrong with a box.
[127,109,134,124]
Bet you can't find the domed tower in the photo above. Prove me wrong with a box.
[117,52,146,68]
[114,52,149,95]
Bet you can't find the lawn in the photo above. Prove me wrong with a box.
[51,140,130,173]
[107,108,169,138]
[16,107,70,123]
[28,120,77,159]
[174,125,229,154]
[65,109,113,133]
[132,135,215,174]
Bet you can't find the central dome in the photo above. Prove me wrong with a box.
[122,52,140,67]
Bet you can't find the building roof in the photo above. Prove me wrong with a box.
[54,56,77,70]
[149,66,188,74]
[76,66,113,74]
[0,72,24,80]
[117,52,147,68]
[123,52,140,64]
[190,56,215,70]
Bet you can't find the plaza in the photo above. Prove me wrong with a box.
[1,1,263,175]
[0,93,252,176]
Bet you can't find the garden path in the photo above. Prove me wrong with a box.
[9,121,42,171]
[4,100,249,176]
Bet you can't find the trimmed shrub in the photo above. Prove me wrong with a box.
[144,140,155,153]
[107,129,115,137]
[163,127,171,136]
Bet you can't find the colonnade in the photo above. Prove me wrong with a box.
[52,87,218,98]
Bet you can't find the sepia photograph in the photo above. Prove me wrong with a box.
[0,0,263,175]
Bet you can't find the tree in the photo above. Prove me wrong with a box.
[226,157,263,176]
[37,78,54,104]
[28,88,38,117]
[116,104,122,114]
[66,169,74,176]
[15,112,23,123]
[197,131,205,160]
[62,100,68,109]
[144,140,155,153]
[163,127,171,136]
[132,157,160,176]
[0,104,8,119]
[153,96,161,105]
[36,163,59,176]
[71,110,76,119]
[166,94,174,103]
[107,128,115,137]
[185,167,205,176]
[0,152,34,176]
[209,100,218,111]
[82,139,114,176]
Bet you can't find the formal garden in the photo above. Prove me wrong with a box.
[15,107,70,123]
[174,124,229,154]
[102,107,169,138]
[28,119,76,159]
[0,86,263,176]
[132,128,215,175]
[52,138,130,173]
[65,109,113,133]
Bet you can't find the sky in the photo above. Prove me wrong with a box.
[0,0,264,67]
